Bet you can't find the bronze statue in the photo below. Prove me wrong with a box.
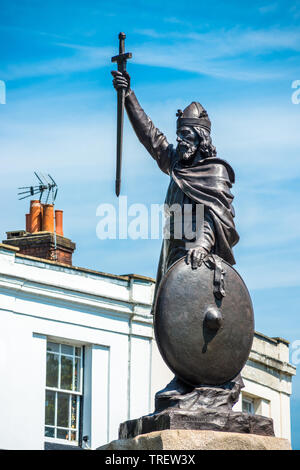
[111,38,274,437]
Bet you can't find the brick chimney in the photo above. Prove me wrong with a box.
[3,200,76,266]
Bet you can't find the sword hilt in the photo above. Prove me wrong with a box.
[111,32,132,73]
[119,32,126,54]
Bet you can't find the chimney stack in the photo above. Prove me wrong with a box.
[29,200,42,232]
[3,200,75,266]
[55,210,64,236]
[42,204,55,232]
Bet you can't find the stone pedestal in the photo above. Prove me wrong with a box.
[98,429,291,451]
[119,408,274,440]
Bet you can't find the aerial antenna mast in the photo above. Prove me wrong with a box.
[18,172,58,204]
[17,172,59,260]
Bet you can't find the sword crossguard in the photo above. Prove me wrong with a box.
[111,52,132,72]
[111,32,132,73]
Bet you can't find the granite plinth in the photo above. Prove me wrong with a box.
[98,429,291,451]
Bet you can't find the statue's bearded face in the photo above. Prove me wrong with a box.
[176,126,200,162]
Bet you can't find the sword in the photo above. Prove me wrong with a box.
[111,32,132,197]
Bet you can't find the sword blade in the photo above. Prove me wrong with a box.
[115,87,125,197]
[112,32,132,197]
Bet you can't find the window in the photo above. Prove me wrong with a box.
[45,341,83,444]
[242,396,255,415]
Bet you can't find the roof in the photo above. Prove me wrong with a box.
[0,242,155,283]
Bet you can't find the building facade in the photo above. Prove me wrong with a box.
[0,242,296,450]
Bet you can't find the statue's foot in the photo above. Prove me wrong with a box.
[155,376,194,398]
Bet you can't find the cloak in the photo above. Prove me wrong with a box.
[124,89,239,285]
[171,156,239,266]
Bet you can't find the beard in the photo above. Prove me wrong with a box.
[176,141,198,162]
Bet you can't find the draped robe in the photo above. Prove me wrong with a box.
[125,90,239,307]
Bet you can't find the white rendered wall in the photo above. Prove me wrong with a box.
[0,309,47,450]
[0,247,154,450]
[129,335,152,420]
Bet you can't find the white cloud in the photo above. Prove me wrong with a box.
[258,3,278,14]
[0,44,112,81]
[2,26,300,82]
[134,26,300,55]
[130,26,300,80]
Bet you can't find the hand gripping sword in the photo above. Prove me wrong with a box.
[111,32,132,197]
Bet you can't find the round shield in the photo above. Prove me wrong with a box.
[154,256,254,386]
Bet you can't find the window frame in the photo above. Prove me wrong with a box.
[44,340,84,446]
[242,395,255,415]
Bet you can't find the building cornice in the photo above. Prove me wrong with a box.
[248,349,296,377]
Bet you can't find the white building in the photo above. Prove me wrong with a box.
[0,201,296,449]
[0,242,296,450]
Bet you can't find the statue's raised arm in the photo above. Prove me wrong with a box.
[111,70,173,175]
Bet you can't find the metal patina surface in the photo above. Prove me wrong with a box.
[154,255,254,386]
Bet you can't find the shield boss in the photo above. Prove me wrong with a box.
[154,256,254,386]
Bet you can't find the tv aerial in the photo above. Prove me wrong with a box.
[18,172,58,204]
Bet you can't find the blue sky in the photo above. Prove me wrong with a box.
[0,0,300,447]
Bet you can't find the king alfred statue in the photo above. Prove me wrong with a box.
[112,70,239,294]
[111,56,273,438]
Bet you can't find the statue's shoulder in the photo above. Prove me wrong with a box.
[204,157,235,184]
